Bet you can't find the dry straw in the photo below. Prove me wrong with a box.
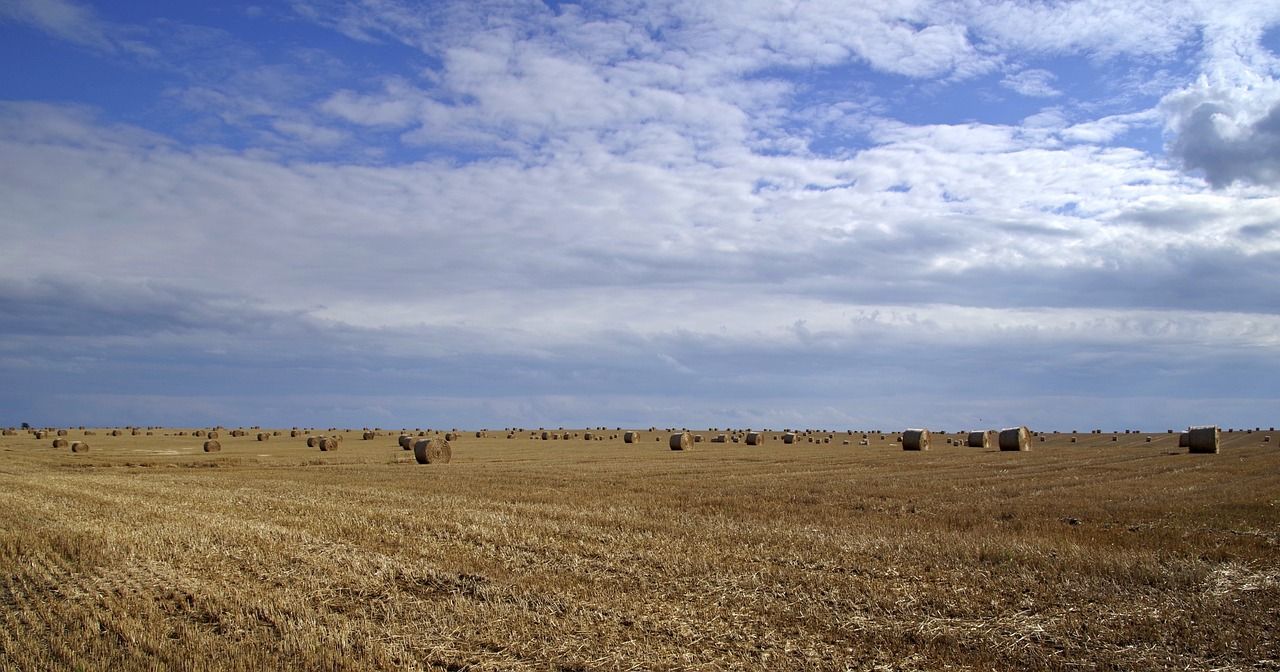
[998,426,1030,451]
[902,429,930,451]
[1187,425,1220,454]
[413,438,451,464]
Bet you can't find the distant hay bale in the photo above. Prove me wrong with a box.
[362,431,376,440]
[842,440,850,445]
[475,431,485,438]
[902,429,930,451]
[782,433,797,444]
[444,432,457,442]
[711,434,727,443]
[317,437,338,451]
[56,429,68,437]
[966,431,989,448]
[306,436,319,448]
[413,438,451,464]
[1178,432,1190,447]
[746,432,763,446]
[131,429,140,436]
[203,440,221,452]
[693,434,703,443]
[398,434,413,450]
[207,431,219,439]
[859,439,869,446]
[998,426,1030,452]
[110,430,121,437]
[35,431,47,439]
[1070,437,1077,443]
[258,433,270,442]
[584,432,593,441]
[1187,425,1220,454]
[290,430,300,437]
[1264,435,1271,443]
[669,432,691,451]
[52,438,68,448]
[1145,436,1152,442]
[541,431,550,441]
[70,440,88,453]
[624,431,639,443]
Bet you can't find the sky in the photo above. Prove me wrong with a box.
[2,0,1279,432]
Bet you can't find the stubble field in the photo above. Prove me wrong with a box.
[1,427,1277,670]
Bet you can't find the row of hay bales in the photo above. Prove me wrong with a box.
[897,425,1225,454]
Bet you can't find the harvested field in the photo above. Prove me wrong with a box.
[0,428,1277,670]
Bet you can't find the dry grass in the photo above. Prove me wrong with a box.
[1,428,1278,670]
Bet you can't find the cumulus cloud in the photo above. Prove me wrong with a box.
[1162,75,1280,187]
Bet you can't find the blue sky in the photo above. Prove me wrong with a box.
[2,0,1279,431]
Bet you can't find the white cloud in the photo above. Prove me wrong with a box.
[0,0,115,51]
[1001,68,1061,98]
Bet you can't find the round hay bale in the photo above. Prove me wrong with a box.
[966,431,989,448]
[290,430,301,437]
[1187,425,1220,454]
[34,431,47,439]
[317,437,338,451]
[413,438,451,464]
[711,434,727,443]
[444,432,457,442]
[998,426,1030,451]
[859,439,869,445]
[131,429,140,436]
[475,431,485,438]
[56,429,68,436]
[1070,437,1077,443]
[52,438,68,448]
[782,433,797,444]
[1178,432,1190,448]
[541,431,550,441]
[70,440,88,453]
[203,440,221,452]
[257,432,270,441]
[669,432,691,451]
[207,431,219,440]
[306,436,319,448]
[902,429,930,451]
[745,432,763,446]
[1264,435,1271,443]
[624,431,639,443]
[1145,436,1152,442]
[110,430,121,437]
[693,434,703,443]
[362,431,376,440]
[398,434,413,450]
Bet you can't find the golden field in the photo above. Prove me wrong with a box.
[1,426,1277,670]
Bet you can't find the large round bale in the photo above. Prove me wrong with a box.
[70,440,89,453]
[966,431,990,448]
[203,440,221,452]
[624,431,639,444]
[317,437,338,451]
[782,433,797,444]
[207,431,219,440]
[746,432,763,446]
[669,432,691,451]
[52,438,68,448]
[257,432,270,442]
[1187,425,1220,454]
[998,426,1030,451]
[902,429,931,451]
[362,431,376,440]
[306,436,319,448]
[413,438,451,464]
[398,434,413,450]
